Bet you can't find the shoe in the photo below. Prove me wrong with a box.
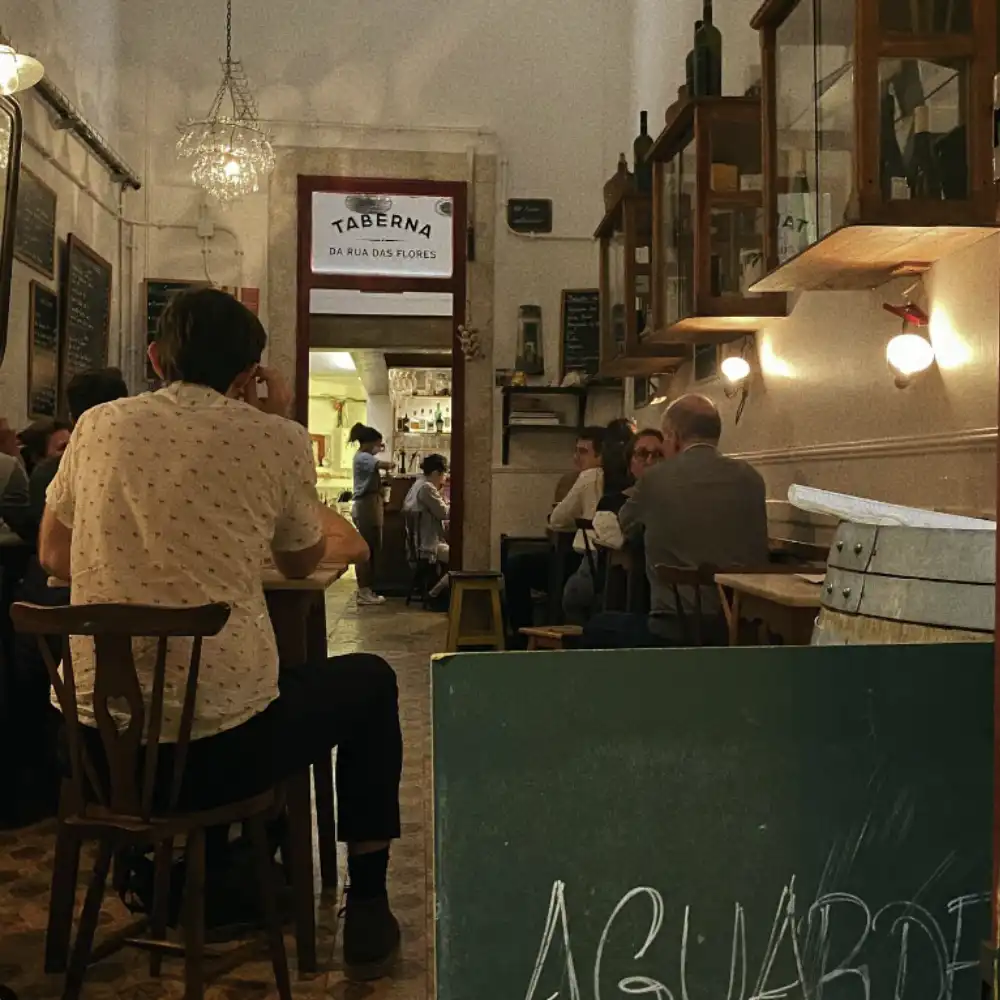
[343,894,401,981]
[356,589,386,606]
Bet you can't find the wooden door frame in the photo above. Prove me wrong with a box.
[296,175,467,569]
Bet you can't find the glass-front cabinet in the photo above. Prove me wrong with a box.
[646,97,787,347]
[752,0,998,291]
[596,191,687,377]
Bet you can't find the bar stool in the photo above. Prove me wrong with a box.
[445,572,506,651]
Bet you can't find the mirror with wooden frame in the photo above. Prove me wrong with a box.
[596,190,686,377]
[0,96,22,369]
[751,0,998,292]
[644,96,787,348]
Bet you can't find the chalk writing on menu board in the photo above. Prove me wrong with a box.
[145,280,200,381]
[61,235,111,382]
[560,288,600,378]
[28,282,60,418]
[14,169,57,278]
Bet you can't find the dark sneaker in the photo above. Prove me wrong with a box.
[343,894,401,981]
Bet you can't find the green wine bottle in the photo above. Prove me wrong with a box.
[693,0,722,97]
[633,111,654,193]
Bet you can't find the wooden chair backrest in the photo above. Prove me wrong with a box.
[10,602,230,823]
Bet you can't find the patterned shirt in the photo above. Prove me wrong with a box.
[47,383,323,741]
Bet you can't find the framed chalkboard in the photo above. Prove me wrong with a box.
[13,168,57,278]
[560,288,600,379]
[507,198,553,234]
[27,281,59,418]
[144,279,205,381]
[60,234,111,385]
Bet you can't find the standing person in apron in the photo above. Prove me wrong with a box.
[350,423,394,606]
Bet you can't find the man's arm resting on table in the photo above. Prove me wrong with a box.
[272,505,369,579]
[39,505,72,581]
[272,536,327,580]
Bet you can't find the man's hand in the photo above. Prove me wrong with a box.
[244,367,293,418]
[0,419,19,458]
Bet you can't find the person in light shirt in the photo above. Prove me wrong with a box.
[39,287,403,979]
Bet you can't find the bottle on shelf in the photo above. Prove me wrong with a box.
[633,111,654,194]
[435,403,444,434]
[693,1,722,98]
[604,153,632,211]
[879,84,909,201]
[908,105,942,200]
[685,21,703,99]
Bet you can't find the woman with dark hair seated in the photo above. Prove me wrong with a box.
[18,417,71,476]
[403,453,450,566]
[561,424,636,624]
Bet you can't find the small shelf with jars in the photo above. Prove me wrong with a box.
[749,0,998,293]
[644,96,788,348]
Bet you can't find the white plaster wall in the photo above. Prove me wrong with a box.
[0,0,131,426]
[633,236,1000,518]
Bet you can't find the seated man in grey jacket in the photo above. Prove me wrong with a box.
[403,453,450,565]
[581,393,769,648]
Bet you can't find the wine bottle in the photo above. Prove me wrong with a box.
[693,1,722,97]
[879,84,908,200]
[633,111,654,193]
[908,105,942,200]
[435,403,444,434]
[685,22,702,98]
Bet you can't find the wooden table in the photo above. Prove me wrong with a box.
[263,563,346,973]
[715,572,823,647]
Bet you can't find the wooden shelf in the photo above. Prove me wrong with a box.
[502,385,586,397]
[750,224,1000,293]
[645,311,786,347]
[594,191,652,241]
[601,354,686,378]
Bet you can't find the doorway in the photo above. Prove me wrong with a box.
[296,177,467,576]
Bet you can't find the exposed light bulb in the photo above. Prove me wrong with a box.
[0,44,44,95]
[886,332,935,386]
[721,355,751,383]
[223,158,241,178]
[0,50,18,93]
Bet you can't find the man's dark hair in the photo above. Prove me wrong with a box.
[577,426,605,456]
[421,453,448,477]
[665,396,723,445]
[155,287,266,394]
[65,367,129,423]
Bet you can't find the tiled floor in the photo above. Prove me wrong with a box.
[0,577,447,1000]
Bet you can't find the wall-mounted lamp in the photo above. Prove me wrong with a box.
[0,44,43,95]
[721,340,752,424]
[883,295,934,389]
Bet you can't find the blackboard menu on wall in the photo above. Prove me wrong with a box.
[144,279,204,381]
[60,234,111,384]
[560,288,600,378]
[14,169,57,278]
[28,281,60,418]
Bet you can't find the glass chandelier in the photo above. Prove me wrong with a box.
[176,0,274,203]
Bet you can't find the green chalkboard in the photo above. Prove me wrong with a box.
[433,644,992,1000]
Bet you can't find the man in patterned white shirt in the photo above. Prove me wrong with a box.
[39,287,402,979]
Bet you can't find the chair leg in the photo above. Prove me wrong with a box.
[62,841,112,1000]
[182,829,206,1000]
[286,770,318,975]
[148,837,174,976]
[313,752,338,891]
[248,815,293,1000]
[46,820,82,975]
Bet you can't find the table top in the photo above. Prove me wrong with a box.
[715,572,823,609]
[262,563,348,591]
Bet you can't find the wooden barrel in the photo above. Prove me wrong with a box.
[812,522,994,645]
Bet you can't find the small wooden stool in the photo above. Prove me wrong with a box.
[519,625,583,650]
[446,572,506,651]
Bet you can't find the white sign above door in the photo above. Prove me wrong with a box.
[311,192,454,278]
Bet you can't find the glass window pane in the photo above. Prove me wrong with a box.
[659,138,695,329]
[678,141,696,322]
[775,0,819,263]
[709,205,766,297]
[816,0,854,230]
[608,235,626,355]
[878,57,969,202]
[635,241,652,341]
[879,0,972,34]
[709,115,763,191]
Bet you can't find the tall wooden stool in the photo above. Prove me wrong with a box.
[445,572,506,651]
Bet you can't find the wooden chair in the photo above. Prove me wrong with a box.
[403,510,438,609]
[10,602,292,1000]
[445,572,506,651]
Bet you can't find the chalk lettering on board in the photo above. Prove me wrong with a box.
[726,903,747,1000]
[946,892,990,994]
[807,893,872,998]
[594,887,670,1000]
[524,881,582,1000]
[749,879,808,1000]
[873,899,948,1000]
